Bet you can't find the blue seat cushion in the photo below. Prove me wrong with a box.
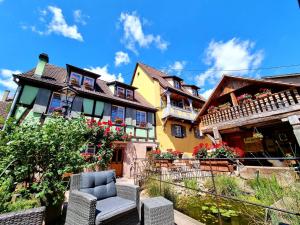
[79,171,117,200]
[95,196,136,224]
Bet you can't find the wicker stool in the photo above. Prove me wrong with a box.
[142,196,174,225]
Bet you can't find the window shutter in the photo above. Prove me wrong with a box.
[182,126,186,138]
[131,108,137,126]
[102,102,111,122]
[32,88,51,113]
[83,98,94,115]
[18,85,39,105]
[171,124,176,137]
[94,101,104,117]
[70,96,83,118]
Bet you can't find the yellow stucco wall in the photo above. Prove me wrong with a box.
[132,65,211,156]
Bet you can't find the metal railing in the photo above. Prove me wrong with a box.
[162,105,197,121]
[133,157,300,225]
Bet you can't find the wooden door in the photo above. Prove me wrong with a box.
[110,147,124,177]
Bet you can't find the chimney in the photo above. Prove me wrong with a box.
[1,90,10,102]
[34,53,49,77]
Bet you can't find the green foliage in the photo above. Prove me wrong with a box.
[248,176,283,205]
[0,117,89,208]
[205,175,241,197]
[6,197,40,212]
[183,178,198,190]
[0,116,5,125]
[0,178,14,212]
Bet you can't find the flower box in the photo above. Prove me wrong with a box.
[237,93,252,104]
[83,82,93,90]
[208,106,218,114]
[114,118,123,124]
[200,159,234,172]
[255,88,271,99]
[218,102,231,110]
[139,122,147,128]
[70,78,79,86]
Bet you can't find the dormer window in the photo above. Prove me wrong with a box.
[192,89,198,96]
[69,72,82,86]
[126,89,133,100]
[83,77,95,91]
[174,80,181,89]
[116,86,125,98]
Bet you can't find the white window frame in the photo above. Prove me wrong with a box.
[126,89,134,100]
[136,110,147,127]
[174,125,183,137]
[116,86,125,98]
[111,105,125,122]
[174,80,181,89]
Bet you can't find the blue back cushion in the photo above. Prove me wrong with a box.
[79,170,117,200]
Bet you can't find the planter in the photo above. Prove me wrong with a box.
[255,93,271,99]
[70,79,79,86]
[239,98,252,104]
[84,83,93,90]
[178,153,183,159]
[0,207,45,225]
[208,109,218,114]
[45,204,62,225]
[218,105,231,110]
[199,160,234,172]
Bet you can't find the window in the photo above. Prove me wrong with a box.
[111,105,125,123]
[48,92,62,114]
[194,128,202,139]
[171,100,183,108]
[116,86,125,98]
[171,124,186,138]
[126,89,134,100]
[192,89,198,96]
[174,80,181,89]
[69,72,82,86]
[83,77,95,90]
[136,111,147,127]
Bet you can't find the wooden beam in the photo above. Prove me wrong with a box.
[230,92,238,106]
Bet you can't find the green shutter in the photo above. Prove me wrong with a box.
[14,106,27,121]
[83,98,94,115]
[95,101,104,117]
[19,85,39,105]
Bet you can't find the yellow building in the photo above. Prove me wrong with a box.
[131,62,211,156]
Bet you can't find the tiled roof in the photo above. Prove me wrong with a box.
[137,62,206,102]
[15,64,156,111]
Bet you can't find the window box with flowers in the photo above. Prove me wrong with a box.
[70,77,79,86]
[52,107,64,116]
[237,93,252,104]
[254,88,271,99]
[193,143,209,159]
[114,117,123,125]
[139,121,147,128]
[207,105,218,114]
[83,81,93,90]
[218,102,231,110]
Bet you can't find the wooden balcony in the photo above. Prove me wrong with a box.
[162,105,197,121]
[200,89,300,132]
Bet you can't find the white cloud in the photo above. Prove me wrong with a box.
[119,11,168,54]
[73,9,88,25]
[0,69,21,90]
[195,38,264,87]
[22,6,83,42]
[114,51,130,67]
[84,65,124,83]
[201,88,214,100]
[167,61,186,75]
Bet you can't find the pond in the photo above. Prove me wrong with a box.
[176,196,265,225]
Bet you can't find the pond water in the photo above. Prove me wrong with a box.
[176,196,265,225]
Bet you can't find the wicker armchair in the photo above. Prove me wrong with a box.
[65,170,140,225]
[0,206,45,225]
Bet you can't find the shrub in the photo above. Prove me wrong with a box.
[248,176,283,205]
[205,175,241,197]
[6,197,40,212]
[183,178,198,190]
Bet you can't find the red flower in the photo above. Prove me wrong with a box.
[97,121,102,126]
[115,127,121,132]
[97,143,102,148]
[102,121,108,125]
[107,120,113,127]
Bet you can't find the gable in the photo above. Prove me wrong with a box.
[219,79,252,96]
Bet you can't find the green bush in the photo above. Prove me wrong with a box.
[6,197,40,212]
[183,178,198,190]
[0,178,14,212]
[248,176,283,205]
[204,175,241,197]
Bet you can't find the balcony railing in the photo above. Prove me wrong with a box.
[200,88,300,130]
[162,105,197,121]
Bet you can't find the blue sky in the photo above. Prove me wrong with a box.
[0,0,300,99]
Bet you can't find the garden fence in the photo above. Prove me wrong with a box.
[133,157,300,225]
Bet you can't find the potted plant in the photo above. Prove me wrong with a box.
[52,107,63,116]
[193,143,209,159]
[114,117,123,125]
[70,77,79,86]
[255,88,271,99]
[237,93,252,104]
[83,81,92,90]
[139,121,147,128]
[218,102,231,110]
[208,105,218,114]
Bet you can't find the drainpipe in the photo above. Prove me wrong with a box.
[3,85,21,130]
